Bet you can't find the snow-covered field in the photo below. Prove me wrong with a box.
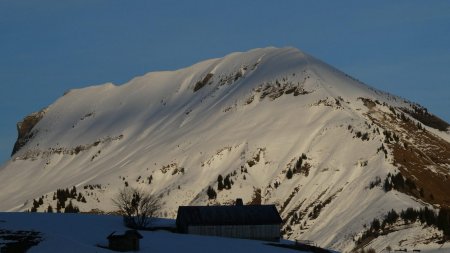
[1,212,448,253]
[0,212,307,253]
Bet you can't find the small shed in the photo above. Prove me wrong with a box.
[176,200,282,241]
[107,230,143,252]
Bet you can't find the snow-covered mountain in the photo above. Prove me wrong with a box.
[1,47,449,252]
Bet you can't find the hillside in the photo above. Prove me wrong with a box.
[1,47,449,252]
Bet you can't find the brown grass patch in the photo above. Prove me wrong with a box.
[363,100,450,207]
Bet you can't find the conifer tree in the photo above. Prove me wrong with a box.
[224,175,231,189]
[286,168,293,179]
[70,186,77,198]
[207,186,217,199]
[65,200,79,213]
[217,175,224,191]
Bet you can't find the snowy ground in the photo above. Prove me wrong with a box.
[0,212,309,253]
[366,223,450,253]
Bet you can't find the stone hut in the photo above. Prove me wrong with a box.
[107,230,143,252]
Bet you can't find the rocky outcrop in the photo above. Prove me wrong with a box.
[11,109,46,156]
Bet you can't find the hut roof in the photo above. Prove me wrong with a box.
[176,205,282,226]
[107,230,143,240]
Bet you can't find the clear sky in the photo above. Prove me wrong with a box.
[1,0,449,164]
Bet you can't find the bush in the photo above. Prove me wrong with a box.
[112,187,161,228]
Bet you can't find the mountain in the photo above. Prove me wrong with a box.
[1,47,449,252]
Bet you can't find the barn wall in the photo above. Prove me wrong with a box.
[188,224,280,241]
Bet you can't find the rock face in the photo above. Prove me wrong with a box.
[2,47,450,252]
[11,109,46,156]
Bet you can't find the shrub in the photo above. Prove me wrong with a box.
[112,187,161,228]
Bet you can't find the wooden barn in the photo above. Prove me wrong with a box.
[107,230,143,252]
[176,199,282,241]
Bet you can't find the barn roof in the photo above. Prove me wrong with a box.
[176,205,282,226]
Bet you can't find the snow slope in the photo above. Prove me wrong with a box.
[1,47,449,252]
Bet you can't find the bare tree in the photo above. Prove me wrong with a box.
[113,187,160,228]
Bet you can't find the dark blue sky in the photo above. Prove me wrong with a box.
[1,0,449,164]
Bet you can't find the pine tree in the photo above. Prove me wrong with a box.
[56,201,61,212]
[217,175,224,191]
[33,199,39,209]
[70,186,77,198]
[65,201,79,213]
[224,175,231,189]
[148,175,153,184]
[207,186,217,199]
[385,209,399,224]
[437,208,450,238]
[392,173,405,190]
[401,208,418,223]
[383,177,392,192]
[286,168,293,179]
[421,207,436,226]
[65,188,70,198]
[295,157,303,173]
[59,199,65,209]
[47,205,53,213]
[371,218,380,234]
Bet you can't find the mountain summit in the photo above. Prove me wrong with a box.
[1,47,450,252]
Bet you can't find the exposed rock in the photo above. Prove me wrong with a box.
[11,109,46,156]
[193,73,214,92]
